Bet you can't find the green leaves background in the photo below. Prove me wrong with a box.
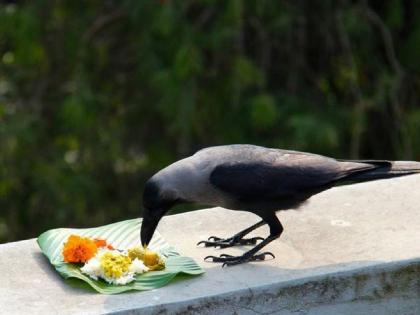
[2,1,420,243]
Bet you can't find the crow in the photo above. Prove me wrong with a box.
[140,144,420,266]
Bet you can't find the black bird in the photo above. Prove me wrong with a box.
[140,144,420,266]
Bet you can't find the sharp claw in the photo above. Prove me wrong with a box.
[198,235,266,248]
[204,255,217,262]
[198,240,228,248]
[256,252,275,260]
[205,251,276,265]
[265,252,275,259]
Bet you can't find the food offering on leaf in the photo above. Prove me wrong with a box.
[128,246,165,271]
[61,234,165,285]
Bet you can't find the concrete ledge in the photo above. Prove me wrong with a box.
[2,174,420,314]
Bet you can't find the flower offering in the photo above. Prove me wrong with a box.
[61,234,165,285]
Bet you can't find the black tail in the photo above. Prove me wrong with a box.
[339,160,420,183]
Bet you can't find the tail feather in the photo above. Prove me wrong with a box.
[388,161,420,173]
[339,160,420,183]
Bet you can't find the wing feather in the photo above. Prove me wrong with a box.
[209,152,372,202]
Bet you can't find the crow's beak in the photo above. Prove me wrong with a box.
[140,208,165,247]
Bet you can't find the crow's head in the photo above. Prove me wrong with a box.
[140,178,179,246]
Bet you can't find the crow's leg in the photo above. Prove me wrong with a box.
[204,212,283,266]
[197,220,265,248]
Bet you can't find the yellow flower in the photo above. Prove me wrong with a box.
[127,245,165,271]
[100,251,132,278]
[127,246,144,261]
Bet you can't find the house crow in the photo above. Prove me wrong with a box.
[140,145,420,266]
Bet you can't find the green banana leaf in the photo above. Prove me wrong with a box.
[37,218,204,294]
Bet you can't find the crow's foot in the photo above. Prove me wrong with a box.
[197,221,266,248]
[204,251,275,267]
[197,235,264,248]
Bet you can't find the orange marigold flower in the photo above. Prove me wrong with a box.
[94,239,107,247]
[94,238,114,250]
[62,235,97,263]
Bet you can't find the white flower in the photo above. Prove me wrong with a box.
[80,256,102,280]
[130,258,149,274]
[80,248,150,285]
[113,274,135,285]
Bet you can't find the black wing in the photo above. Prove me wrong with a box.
[209,153,373,203]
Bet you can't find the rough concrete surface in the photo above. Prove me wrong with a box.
[1,174,420,314]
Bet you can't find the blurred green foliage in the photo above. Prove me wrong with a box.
[1,0,420,243]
